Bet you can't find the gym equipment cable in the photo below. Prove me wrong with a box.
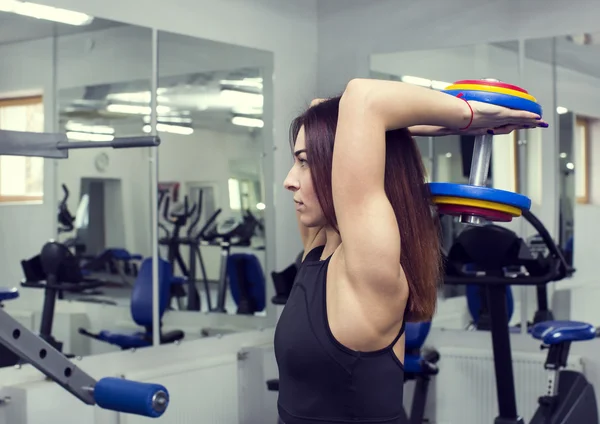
[0,129,169,418]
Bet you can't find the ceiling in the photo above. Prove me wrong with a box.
[0,11,122,45]
[0,10,267,138]
[58,67,265,137]
[493,36,600,80]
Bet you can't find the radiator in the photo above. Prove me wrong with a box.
[431,346,584,424]
[120,354,240,424]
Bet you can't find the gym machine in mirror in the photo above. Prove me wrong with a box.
[0,128,169,419]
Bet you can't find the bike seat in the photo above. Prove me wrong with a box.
[0,287,19,301]
[531,320,597,345]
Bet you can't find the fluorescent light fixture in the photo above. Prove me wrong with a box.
[65,122,114,135]
[232,106,263,115]
[556,106,568,115]
[0,0,93,26]
[220,77,263,90]
[66,131,114,142]
[143,115,192,124]
[220,89,263,108]
[256,202,266,210]
[400,76,431,87]
[107,104,171,115]
[231,116,264,128]
[431,80,452,90]
[143,123,194,136]
[107,90,168,104]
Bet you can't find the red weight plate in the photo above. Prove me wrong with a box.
[452,79,528,94]
[437,204,513,222]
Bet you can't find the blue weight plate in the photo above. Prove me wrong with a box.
[428,182,531,210]
[443,89,543,117]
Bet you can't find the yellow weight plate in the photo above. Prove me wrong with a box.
[432,196,522,217]
[445,84,537,103]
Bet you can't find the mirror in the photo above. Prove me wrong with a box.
[523,34,598,275]
[156,31,273,318]
[55,23,154,304]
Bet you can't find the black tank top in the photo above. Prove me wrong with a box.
[274,245,408,424]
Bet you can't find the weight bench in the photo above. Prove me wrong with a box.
[79,257,184,349]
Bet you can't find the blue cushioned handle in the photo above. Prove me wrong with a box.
[428,182,531,210]
[94,377,169,418]
[531,320,597,345]
[443,89,543,116]
[0,287,19,301]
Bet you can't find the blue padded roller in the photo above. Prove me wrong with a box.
[94,377,169,417]
[0,287,19,302]
[428,182,531,210]
[531,320,597,345]
[443,89,543,116]
[405,322,431,351]
[227,253,266,312]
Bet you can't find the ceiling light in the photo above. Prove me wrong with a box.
[143,116,192,124]
[560,152,567,159]
[232,106,263,115]
[66,132,114,142]
[0,0,94,26]
[107,104,171,115]
[400,76,432,87]
[556,106,568,115]
[65,122,114,135]
[220,89,263,108]
[566,162,574,170]
[256,202,266,210]
[231,116,264,128]
[220,78,263,90]
[431,80,452,90]
[106,90,168,104]
[445,152,452,158]
[143,123,194,136]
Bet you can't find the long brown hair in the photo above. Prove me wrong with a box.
[290,96,443,321]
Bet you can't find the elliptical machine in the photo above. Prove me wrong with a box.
[202,211,265,314]
[444,209,598,424]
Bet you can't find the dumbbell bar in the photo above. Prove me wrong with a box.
[428,78,542,224]
[0,130,160,159]
[0,288,168,418]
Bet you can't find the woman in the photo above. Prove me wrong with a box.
[274,78,547,424]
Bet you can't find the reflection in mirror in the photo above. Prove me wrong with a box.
[523,35,598,269]
[156,31,272,318]
[370,42,522,311]
[55,23,154,305]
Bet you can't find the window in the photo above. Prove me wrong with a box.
[0,96,44,203]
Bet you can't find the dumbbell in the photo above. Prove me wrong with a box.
[428,78,543,225]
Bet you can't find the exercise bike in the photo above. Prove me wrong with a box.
[444,209,598,424]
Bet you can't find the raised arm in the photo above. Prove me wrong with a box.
[331,79,471,288]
